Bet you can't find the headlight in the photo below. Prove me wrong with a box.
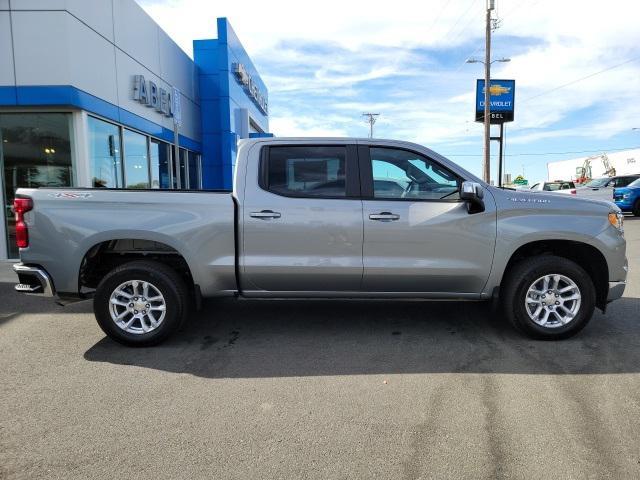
[623,193,631,199]
[608,212,624,233]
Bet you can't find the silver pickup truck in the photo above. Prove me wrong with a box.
[12,138,627,345]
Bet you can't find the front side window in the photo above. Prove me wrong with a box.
[265,146,347,198]
[369,147,460,200]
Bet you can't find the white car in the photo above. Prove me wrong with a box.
[530,181,576,195]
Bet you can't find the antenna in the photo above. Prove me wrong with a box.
[362,113,380,138]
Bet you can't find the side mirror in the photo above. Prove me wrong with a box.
[460,181,485,214]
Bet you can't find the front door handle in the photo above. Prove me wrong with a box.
[369,212,400,221]
[250,210,281,219]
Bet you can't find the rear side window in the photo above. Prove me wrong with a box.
[263,146,348,198]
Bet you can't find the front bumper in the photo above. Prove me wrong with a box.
[614,197,636,211]
[13,263,55,297]
[607,280,626,301]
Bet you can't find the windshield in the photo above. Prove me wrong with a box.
[583,178,609,188]
[628,178,640,188]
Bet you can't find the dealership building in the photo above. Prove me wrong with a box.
[0,0,269,259]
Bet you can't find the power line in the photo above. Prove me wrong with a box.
[443,145,640,157]
[428,0,455,32]
[447,0,484,46]
[521,55,640,103]
[440,0,479,42]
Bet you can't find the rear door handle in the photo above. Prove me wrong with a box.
[369,212,400,221]
[250,210,281,219]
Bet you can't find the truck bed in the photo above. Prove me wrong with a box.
[16,188,237,298]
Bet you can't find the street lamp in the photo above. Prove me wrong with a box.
[466,57,510,183]
[465,57,511,65]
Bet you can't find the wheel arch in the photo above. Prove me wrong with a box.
[78,237,197,297]
[500,239,609,311]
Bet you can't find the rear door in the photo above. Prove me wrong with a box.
[240,143,364,293]
[359,145,497,294]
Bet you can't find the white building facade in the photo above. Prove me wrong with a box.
[547,149,640,182]
[0,1,269,259]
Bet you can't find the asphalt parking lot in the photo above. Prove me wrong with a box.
[1,218,639,480]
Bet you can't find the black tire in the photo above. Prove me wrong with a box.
[633,199,640,217]
[501,255,596,340]
[93,260,189,347]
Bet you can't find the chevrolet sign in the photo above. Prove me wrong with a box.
[233,63,268,115]
[475,79,515,124]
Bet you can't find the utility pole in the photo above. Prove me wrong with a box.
[483,0,494,183]
[362,113,380,138]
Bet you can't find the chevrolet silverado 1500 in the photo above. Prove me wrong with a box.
[12,138,628,345]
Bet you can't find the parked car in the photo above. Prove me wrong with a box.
[613,177,640,216]
[576,175,640,201]
[12,138,627,345]
[529,181,576,195]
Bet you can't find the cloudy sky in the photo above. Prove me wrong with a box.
[139,0,640,183]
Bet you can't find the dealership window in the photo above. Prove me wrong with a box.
[150,139,171,189]
[87,115,200,191]
[188,151,201,189]
[178,148,188,189]
[88,116,122,188]
[123,129,150,189]
[1,113,73,258]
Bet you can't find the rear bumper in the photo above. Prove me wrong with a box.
[13,263,55,297]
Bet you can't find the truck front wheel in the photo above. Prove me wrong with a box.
[93,260,189,346]
[632,199,640,217]
[501,256,596,340]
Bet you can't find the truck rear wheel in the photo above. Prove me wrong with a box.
[501,255,596,340]
[93,260,189,346]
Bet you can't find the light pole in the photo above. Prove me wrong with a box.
[467,56,510,183]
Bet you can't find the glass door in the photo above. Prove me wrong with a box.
[1,113,73,258]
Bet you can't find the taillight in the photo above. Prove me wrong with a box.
[570,189,576,194]
[13,198,33,249]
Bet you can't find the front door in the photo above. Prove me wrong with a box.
[241,144,363,293]
[360,146,497,294]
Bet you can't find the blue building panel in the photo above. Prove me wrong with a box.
[0,87,17,105]
[194,17,269,189]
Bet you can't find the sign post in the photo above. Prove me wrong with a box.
[475,79,515,186]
